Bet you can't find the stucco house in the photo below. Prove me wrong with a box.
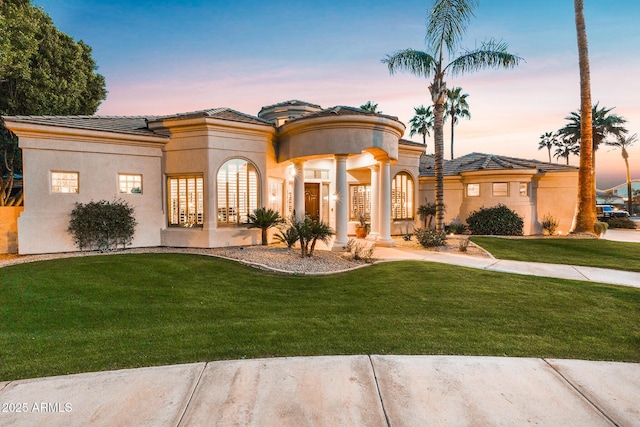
[2,100,578,255]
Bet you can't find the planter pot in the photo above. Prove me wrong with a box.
[355,226,369,239]
[0,206,24,254]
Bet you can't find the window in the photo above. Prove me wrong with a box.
[392,172,414,220]
[168,176,204,227]
[267,178,284,213]
[519,182,529,197]
[217,159,259,225]
[119,174,142,194]
[350,184,371,220]
[467,183,480,197]
[51,171,79,193]
[492,182,509,197]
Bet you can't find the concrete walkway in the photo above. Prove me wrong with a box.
[372,246,640,288]
[1,355,638,426]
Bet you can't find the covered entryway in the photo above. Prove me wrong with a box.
[304,183,320,221]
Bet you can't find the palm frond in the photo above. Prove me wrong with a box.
[446,39,523,76]
[382,49,437,78]
[426,0,478,54]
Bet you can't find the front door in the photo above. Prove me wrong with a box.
[304,183,320,221]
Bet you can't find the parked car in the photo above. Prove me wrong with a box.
[596,204,630,220]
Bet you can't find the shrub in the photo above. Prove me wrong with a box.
[447,222,467,235]
[466,204,524,236]
[458,237,470,252]
[274,223,299,248]
[541,213,559,236]
[344,238,376,263]
[281,215,334,257]
[594,221,609,236]
[68,199,136,251]
[414,227,447,247]
[605,217,636,229]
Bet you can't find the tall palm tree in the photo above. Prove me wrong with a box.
[538,131,558,163]
[408,105,434,147]
[553,134,580,165]
[606,133,637,215]
[445,87,470,159]
[559,103,627,173]
[383,0,522,231]
[360,101,381,113]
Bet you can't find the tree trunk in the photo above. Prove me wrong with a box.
[571,0,597,234]
[450,114,455,160]
[261,228,268,245]
[430,75,447,232]
[623,148,632,215]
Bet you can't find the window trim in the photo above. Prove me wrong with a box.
[216,158,260,226]
[392,172,414,220]
[466,183,480,197]
[51,171,79,194]
[492,182,509,197]
[118,173,143,194]
[167,175,205,227]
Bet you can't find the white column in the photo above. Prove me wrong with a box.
[378,158,394,247]
[293,160,305,220]
[333,155,349,249]
[367,164,380,241]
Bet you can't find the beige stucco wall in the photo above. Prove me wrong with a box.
[15,131,166,254]
[419,169,578,235]
[159,117,276,248]
[391,143,424,235]
[0,206,24,253]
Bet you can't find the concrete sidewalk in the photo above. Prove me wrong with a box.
[372,246,640,288]
[1,355,638,426]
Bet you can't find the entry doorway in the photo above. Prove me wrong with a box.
[304,183,320,221]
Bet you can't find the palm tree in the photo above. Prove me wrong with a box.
[606,133,637,215]
[553,134,580,165]
[247,207,283,245]
[360,101,381,113]
[408,105,434,147]
[538,131,558,163]
[558,103,627,173]
[445,87,470,159]
[382,0,522,231]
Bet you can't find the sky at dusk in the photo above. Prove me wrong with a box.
[32,0,640,189]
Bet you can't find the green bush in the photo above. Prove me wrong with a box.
[446,222,467,235]
[414,227,447,247]
[466,204,524,236]
[605,217,636,229]
[594,221,609,236]
[67,199,136,251]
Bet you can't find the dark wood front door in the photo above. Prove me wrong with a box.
[305,183,320,220]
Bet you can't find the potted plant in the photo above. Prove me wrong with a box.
[355,214,370,238]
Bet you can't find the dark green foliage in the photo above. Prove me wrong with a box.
[278,214,334,257]
[274,223,299,248]
[466,204,524,236]
[417,201,437,228]
[446,222,467,235]
[246,207,283,245]
[0,0,107,205]
[67,200,136,251]
[605,217,636,229]
[414,227,447,247]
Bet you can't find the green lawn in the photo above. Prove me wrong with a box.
[1,253,638,381]
[471,236,640,272]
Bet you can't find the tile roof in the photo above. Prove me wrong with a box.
[152,107,272,126]
[287,105,400,123]
[419,152,578,176]
[2,115,161,137]
[258,100,322,111]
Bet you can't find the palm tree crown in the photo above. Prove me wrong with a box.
[382,0,522,231]
[553,134,580,165]
[408,105,434,148]
[538,131,558,163]
[445,87,470,159]
[359,101,381,113]
[606,133,637,215]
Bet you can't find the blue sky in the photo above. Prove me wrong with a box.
[32,0,640,188]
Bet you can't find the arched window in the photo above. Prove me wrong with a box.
[392,172,414,220]
[217,159,259,225]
